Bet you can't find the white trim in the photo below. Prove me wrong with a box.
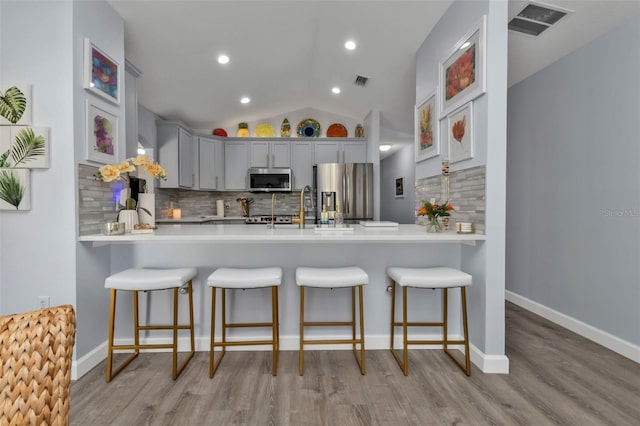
[506,290,640,363]
[72,341,107,381]
[72,333,509,379]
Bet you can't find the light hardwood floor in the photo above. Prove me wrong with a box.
[70,302,640,425]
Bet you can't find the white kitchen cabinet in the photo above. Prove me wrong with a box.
[157,121,194,188]
[292,142,314,189]
[198,136,224,190]
[314,140,367,164]
[224,140,249,190]
[249,140,291,168]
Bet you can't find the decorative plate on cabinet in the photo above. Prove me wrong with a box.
[280,118,291,137]
[297,118,321,137]
[326,123,348,138]
[254,123,276,137]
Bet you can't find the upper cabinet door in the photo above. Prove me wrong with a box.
[292,142,314,190]
[271,141,291,168]
[342,141,367,163]
[249,141,269,168]
[224,141,249,190]
[178,128,194,188]
[314,141,340,164]
[198,137,217,190]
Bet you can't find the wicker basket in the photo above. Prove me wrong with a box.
[0,305,76,425]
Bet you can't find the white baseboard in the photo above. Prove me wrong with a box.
[72,333,509,379]
[506,290,640,363]
[72,341,107,381]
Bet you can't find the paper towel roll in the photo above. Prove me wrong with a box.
[216,199,225,217]
[138,193,155,228]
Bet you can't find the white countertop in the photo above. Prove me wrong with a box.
[80,224,485,244]
[155,215,246,224]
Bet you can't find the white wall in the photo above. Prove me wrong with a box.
[506,17,640,348]
[73,0,125,358]
[380,145,415,223]
[415,0,508,359]
[0,1,77,314]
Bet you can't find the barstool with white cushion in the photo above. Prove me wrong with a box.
[105,267,197,381]
[387,266,472,376]
[296,266,368,375]
[207,267,282,377]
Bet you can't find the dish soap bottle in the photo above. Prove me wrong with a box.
[320,204,329,226]
[334,205,344,227]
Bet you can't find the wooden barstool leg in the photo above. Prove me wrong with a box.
[271,285,278,376]
[106,289,117,382]
[443,288,448,353]
[402,286,409,376]
[299,286,305,376]
[172,287,179,380]
[389,280,396,350]
[351,286,357,353]
[462,287,471,376]
[358,284,366,375]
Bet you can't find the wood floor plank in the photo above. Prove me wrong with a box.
[70,303,640,425]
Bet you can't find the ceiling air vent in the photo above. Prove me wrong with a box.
[509,2,571,37]
[354,75,369,86]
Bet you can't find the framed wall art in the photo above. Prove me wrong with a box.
[447,102,474,164]
[0,126,50,169]
[0,84,32,125]
[0,168,30,210]
[438,15,486,117]
[414,89,439,163]
[86,99,118,164]
[84,38,120,105]
[395,177,404,198]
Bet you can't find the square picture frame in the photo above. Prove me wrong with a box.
[414,89,439,163]
[0,168,30,210]
[438,15,486,118]
[447,102,474,164]
[84,38,120,105]
[86,99,118,164]
[395,177,404,198]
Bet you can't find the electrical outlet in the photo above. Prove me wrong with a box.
[38,296,50,309]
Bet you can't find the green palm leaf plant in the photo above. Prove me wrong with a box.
[10,127,45,166]
[0,151,10,168]
[0,86,27,124]
[0,169,25,209]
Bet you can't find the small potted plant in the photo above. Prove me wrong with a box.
[417,198,454,233]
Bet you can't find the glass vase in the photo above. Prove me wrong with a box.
[426,217,443,233]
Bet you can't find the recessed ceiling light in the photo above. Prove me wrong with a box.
[217,54,230,64]
[459,41,471,50]
[332,87,341,94]
[240,97,250,104]
[379,145,391,152]
[344,40,356,50]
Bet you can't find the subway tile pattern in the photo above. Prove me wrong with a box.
[155,189,315,219]
[78,164,119,236]
[414,165,485,234]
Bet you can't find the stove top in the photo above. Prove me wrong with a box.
[245,215,293,224]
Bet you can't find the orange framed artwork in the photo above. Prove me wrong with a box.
[439,15,486,117]
[414,89,438,163]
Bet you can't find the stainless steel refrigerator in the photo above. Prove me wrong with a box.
[314,163,373,223]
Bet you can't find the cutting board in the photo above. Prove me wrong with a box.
[359,221,399,227]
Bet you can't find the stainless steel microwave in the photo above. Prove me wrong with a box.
[248,168,292,192]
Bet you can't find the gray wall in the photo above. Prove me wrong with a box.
[380,145,415,223]
[506,16,640,345]
[0,1,77,314]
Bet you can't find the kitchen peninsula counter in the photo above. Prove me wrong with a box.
[78,223,506,374]
[80,224,485,244]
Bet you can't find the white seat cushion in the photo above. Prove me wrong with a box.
[207,267,282,289]
[386,267,472,288]
[296,267,368,288]
[105,267,197,291]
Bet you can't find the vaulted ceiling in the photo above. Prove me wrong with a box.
[109,0,640,141]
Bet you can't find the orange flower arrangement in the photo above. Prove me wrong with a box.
[417,198,454,232]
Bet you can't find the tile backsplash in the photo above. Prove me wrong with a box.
[156,189,314,218]
[414,165,485,234]
[78,164,119,236]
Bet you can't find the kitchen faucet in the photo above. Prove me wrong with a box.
[292,185,315,229]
